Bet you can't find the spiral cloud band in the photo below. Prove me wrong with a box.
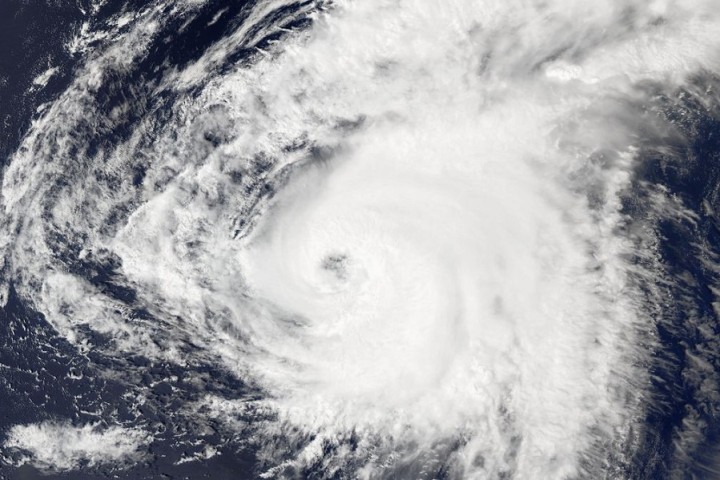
[2,0,720,477]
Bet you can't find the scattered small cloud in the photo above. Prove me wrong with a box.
[3,421,150,473]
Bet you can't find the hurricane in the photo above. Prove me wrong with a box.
[2,0,720,478]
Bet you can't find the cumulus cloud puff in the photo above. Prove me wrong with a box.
[3,421,150,472]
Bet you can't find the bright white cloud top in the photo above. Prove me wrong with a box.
[3,422,149,472]
[2,0,720,477]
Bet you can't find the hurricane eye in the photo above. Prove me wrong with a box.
[320,253,349,281]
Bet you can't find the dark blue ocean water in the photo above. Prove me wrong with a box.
[0,2,263,478]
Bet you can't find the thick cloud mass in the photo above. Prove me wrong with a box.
[2,0,720,477]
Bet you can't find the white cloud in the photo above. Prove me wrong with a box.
[29,67,59,92]
[2,0,720,477]
[4,421,150,473]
